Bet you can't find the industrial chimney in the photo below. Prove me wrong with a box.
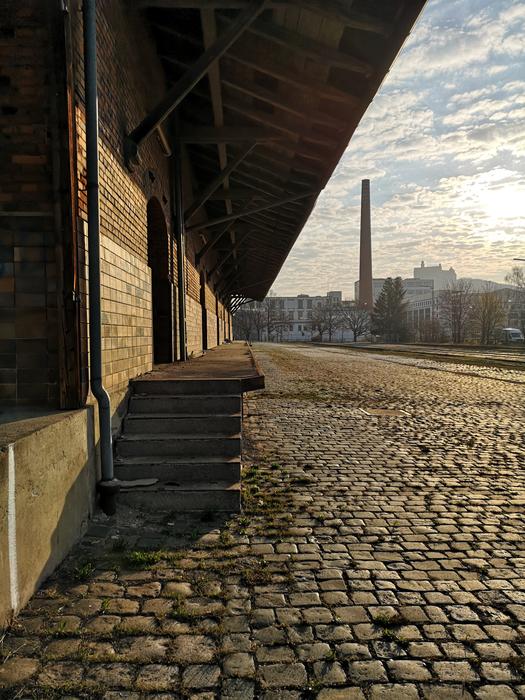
[358,179,373,310]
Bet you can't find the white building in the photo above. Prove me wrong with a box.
[243,292,357,342]
[414,261,457,291]
[355,277,434,303]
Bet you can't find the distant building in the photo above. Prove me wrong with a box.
[354,277,434,303]
[405,285,524,342]
[355,279,386,303]
[242,292,357,342]
[414,261,457,291]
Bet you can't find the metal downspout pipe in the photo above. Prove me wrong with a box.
[83,0,119,514]
[173,143,187,360]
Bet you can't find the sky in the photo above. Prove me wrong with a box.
[271,0,525,299]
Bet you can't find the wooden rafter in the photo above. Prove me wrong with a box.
[158,36,361,104]
[139,0,427,301]
[175,125,282,143]
[221,78,343,131]
[207,188,262,200]
[244,18,373,75]
[184,144,255,222]
[135,0,390,35]
[187,190,316,232]
[124,0,266,164]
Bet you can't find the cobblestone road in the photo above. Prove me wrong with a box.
[1,343,525,699]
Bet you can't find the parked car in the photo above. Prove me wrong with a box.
[496,327,524,344]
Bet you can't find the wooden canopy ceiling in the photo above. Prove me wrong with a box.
[131,0,426,301]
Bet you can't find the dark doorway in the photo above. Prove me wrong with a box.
[147,198,174,364]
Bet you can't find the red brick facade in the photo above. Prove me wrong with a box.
[0,0,232,409]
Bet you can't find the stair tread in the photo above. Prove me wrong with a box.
[115,455,241,465]
[132,394,241,399]
[126,413,241,419]
[120,480,241,492]
[119,433,241,441]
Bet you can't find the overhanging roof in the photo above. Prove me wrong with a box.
[132,0,427,301]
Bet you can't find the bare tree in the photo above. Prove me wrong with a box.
[311,301,329,342]
[342,304,370,342]
[438,280,473,343]
[312,297,343,342]
[252,305,266,341]
[261,291,279,341]
[471,284,506,344]
[232,308,255,341]
[419,317,443,343]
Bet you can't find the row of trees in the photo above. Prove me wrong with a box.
[233,294,371,342]
[438,279,521,344]
[311,299,370,342]
[373,271,525,344]
[233,265,525,346]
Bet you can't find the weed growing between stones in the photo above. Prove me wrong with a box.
[70,561,95,581]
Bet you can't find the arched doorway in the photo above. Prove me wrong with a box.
[147,198,174,364]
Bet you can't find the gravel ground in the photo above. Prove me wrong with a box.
[1,342,524,699]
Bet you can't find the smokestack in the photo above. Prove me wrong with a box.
[358,178,373,310]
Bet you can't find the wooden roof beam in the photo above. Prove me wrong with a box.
[207,188,263,200]
[233,153,317,186]
[187,190,317,232]
[191,137,320,182]
[182,81,335,158]
[224,47,360,104]
[208,231,253,277]
[137,0,390,35]
[124,0,266,167]
[220,97,338,149]
[243,209,298,228]
[195,222,235,263]
[191,151,287,197]
[221,78,343,131]
[184,143,255,222]
[241,18,374,75]
[176,125,282,143]
[200,8,233,225]
[160,45,360,105]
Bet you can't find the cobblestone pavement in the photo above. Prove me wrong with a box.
[1,342,525,699]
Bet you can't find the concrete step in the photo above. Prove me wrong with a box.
[118,481,241,512]
[124,413,241,435]
[129,394,241,415]
[132,378,242,396]
[116,433,241,459]
[114,456,241,482]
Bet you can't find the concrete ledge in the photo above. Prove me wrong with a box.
[242,343,265,392]
[136,341,265,393]
[0,408,98,628]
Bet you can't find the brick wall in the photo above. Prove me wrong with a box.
[100,235,152,394]
[72,0,171,402]
[186,295,203,358]
[0,2,59,405]
[1,0,233,407]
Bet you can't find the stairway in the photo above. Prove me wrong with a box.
[115,378,242,511]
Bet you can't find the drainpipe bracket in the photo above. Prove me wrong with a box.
[124,136,141,172]
[97,479,121,516]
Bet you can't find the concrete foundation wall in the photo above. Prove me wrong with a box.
[0,408,97,628]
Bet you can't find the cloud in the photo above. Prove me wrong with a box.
[271,0,525,298]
